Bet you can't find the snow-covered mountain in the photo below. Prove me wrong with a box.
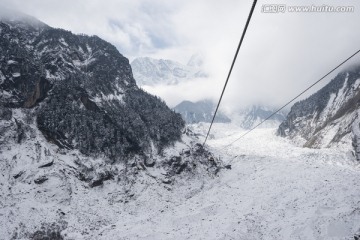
[0,11,225,238]
[0,11,185,158]
[186,53,204,68]
[173,101,285,128]
[234,105,287,129]
[2,9,360,240]
[173,100,231,124]
[278,65,360,154]
[131,56,207,86]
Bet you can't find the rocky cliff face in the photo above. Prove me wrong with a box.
[278,65,360,153]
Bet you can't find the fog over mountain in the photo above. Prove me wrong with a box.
[1,0,360,111]
[173,100,231,124]
[131,55,207,86]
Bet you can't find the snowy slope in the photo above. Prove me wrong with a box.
[181,123,360,239]
[0,108,223,239]
[0,12,224,239]
[278,68,360,151]
[2,109,360,239]
[3,123,358,239]
[131,56,207,86]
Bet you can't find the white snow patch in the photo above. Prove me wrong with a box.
[1,90,13,99]
[86,44,92,53]
[7,60,17,65]
[0,70,5,84]
[12,72,20,78]
[59,37,68,46]
[101,93,124,103]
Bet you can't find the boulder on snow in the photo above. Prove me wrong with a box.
[34,176,48,184]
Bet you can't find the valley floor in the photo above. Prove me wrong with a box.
[2,124,360,239]
[99,124,360,239]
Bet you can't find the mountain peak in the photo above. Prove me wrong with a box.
[187,53,204,68]
[131,56,207,86]
[0,7,48,29]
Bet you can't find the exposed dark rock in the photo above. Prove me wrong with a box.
[162,143,223,179]
[76,171,90,182]
[162,179,172,184]
[89,171,114,188]
[176,162,188,174]
[193,143,206,155]
[224,165,232,170]
[31,230,63,240]
[90,179,103,188]
[34,176,48,184]
[183,149,191,156]
[30,222,66,240]
[23,77,51,108]
[39,127,73,150]
[101,171,114,181]
[13,170,25,179]
[144,156,155,167]
[79,95,100,111]
[38,160,54,168]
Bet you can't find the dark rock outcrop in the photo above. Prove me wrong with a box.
[34,176,48,184]
[38,160,54,168]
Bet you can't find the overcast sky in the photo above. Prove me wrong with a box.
[1,0,360,111]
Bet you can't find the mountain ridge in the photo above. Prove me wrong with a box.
[131,56,207,86]
[0,13,185,160]
[278,65,360,155]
